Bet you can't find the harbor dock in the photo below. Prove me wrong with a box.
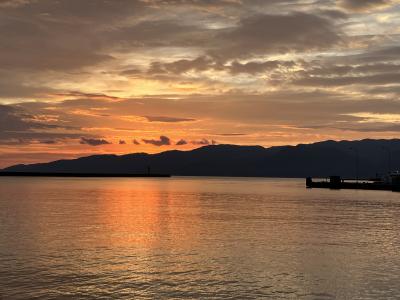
[306,174,400,192]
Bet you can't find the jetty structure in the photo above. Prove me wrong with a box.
[306,171,400,192]
[0,171,171,178]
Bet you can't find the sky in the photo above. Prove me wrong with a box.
[1,0,400,168]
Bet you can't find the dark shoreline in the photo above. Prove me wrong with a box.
[0,172,171,178]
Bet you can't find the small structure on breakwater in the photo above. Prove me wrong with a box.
[306,172,400,192]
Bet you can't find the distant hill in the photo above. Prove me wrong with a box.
[3,139,400,178]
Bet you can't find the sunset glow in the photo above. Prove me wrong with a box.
[1,0,400,167]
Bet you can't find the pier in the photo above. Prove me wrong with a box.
[306,176,400,192]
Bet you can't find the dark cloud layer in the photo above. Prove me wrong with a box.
[212,12,343,59]
[191,139,217,145]
[148,57,297,75]
[295,72,400,87]
[0,105,54,131]
[0,14,113,71]
[176,139,188,145]
[80,137,111,146]
[144,116,196,122]
[0,104,81,144]
[142,135,171,146]
[338,0,393,11]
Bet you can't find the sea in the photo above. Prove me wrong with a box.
[0,177,399,299]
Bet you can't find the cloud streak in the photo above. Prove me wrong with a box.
[80,137,111,146]
[142,136,171,146]
[191,139,217,145]
[176,139,188,145]
[144,116,196,122]
[338,0,394,11]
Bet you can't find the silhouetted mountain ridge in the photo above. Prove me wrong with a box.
[3,139,400,178]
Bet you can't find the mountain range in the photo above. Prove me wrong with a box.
[3,139,400,178]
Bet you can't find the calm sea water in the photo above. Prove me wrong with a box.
[0,177,400,299]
